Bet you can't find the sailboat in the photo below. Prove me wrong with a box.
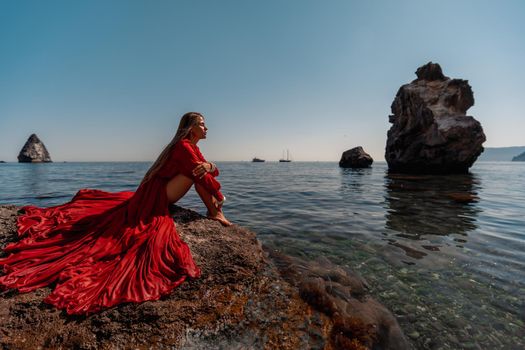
[279,149,292,162]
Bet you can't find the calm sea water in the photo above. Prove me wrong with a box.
[0,161,524,349]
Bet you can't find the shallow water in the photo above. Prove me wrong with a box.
[0,161,524,348]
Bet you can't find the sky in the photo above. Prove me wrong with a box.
[0,0,524,162]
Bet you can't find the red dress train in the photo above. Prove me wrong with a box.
[0,139,223,315]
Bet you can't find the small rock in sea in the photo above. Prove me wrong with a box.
[385,62,486,174]
[17,134,52,163]
[339,146,373,168]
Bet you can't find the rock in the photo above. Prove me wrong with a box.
[512,151,525,161]
[408,331,420,340]
[17,134,52,163]
[0,205,409,349]
[339,146,373,168]
[415,62,446,81]
[385,62,486,174]
[268,253,409,350]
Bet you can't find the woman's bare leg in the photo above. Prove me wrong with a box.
[195,184,231,226]
[166,174,194,203]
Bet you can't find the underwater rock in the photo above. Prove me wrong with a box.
[385,62,485,174]
[339,146,373,168]
[17,134,52,163]
[268,252,409,349]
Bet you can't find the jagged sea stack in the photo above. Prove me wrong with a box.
[339,146,373,168]
[17,134,52,163]
[385,62,485,174]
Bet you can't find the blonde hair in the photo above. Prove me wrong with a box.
[141,112,204,184]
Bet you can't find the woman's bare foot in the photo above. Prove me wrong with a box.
[206,210,232,226]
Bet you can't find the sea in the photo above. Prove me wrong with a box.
[0,161,523,349]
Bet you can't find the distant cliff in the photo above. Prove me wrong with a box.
[478,147,525,161]
[512,151,525,162]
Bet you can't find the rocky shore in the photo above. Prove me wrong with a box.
[0,205,408,349]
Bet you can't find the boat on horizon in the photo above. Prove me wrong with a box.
[279,150,292,163]
[252,157,265,162]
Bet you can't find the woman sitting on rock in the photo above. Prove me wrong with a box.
[0,112,230,315]
[145,112,231,226]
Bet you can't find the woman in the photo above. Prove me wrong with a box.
[145,112,231,226]
[0,112,230,315]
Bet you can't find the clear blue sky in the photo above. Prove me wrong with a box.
[1,0,524,162]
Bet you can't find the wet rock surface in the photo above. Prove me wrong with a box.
[385,62,485,174]
[0,205,407,349]
[339,146,374,168]
[17,134,52,163]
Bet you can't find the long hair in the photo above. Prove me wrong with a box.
[140,112,204,185]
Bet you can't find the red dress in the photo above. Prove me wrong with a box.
[0,139,223,315]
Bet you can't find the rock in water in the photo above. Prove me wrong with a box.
[339,146,373,168]
[0,205,409,349]
[385,62,485,174]
[17,134,52,163]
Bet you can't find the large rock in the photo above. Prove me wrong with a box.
[385,62,486,174]
[0,205,409,350]
[339,146,373,168]
[17,134,52,163]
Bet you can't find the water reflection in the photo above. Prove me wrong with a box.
[339,167,373,194]
[21,163,50,197]
[384,172,481,250]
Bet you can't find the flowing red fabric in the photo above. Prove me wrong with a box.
[0,139,223,315]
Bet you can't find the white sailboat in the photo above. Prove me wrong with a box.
[279,149,292,162]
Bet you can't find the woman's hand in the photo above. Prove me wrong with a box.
[192,162,212,179]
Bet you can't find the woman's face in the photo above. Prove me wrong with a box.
[191,116,207,140]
